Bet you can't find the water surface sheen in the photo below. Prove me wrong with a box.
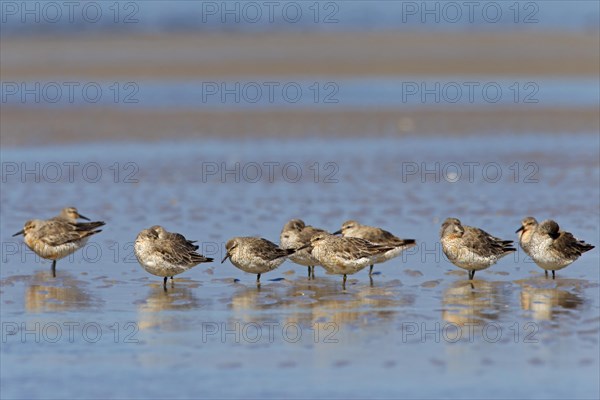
[1,134,599,399]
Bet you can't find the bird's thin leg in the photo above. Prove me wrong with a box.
[163,277,168,290]
[552,270,556,280]
[308,266,312,279]
[369,275,374,287]
[545,270,548,278]
[257,273,261,284]
[369,265,374,276]
[310,266,315,280]
[342,274,347,290]
[51,260,56,278]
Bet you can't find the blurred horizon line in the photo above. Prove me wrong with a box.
[1,0,598,37]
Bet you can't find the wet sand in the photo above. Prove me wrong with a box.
[2,31,598,147]
[1,28,599,399]
[1,135,598,399]
[2,31,599,78]
[2,106,599,147]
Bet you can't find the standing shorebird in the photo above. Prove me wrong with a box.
[221,237,294,284]
[280,219,327,279]
[333,220,416,275]
[13,215,105,277]
[440,218,515,280]
[300,233,395,289]
[517,218,594,279]
[134,225,213,289]
[515,216,538,257]
[52,207,91,223]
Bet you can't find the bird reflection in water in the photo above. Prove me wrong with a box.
[518,278,585,321]
[26,271,94,312]
[229,277,412,327]
[442,279,510,326]
[137,281,202,330]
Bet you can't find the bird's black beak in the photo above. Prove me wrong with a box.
[12,229,24,237]
[297,243,311,251]
[515,226,524,234]
[332,229,342,235]
[221,253,230,264]
[78,213,90,221]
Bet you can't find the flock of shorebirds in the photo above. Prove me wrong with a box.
[13,207,595,290]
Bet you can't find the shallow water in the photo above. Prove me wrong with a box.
[4,78,598,110]
[1,134,599,399]
[2,1,598,35]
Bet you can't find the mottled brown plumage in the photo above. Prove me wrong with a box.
[527,219,594,278]
[134,225,213,287]
[13,214,105,276]
[440,218,515,280]
[516,216,539,257]
[222,237,294,283]
[51,207,91,223]
[34,220,104,246]
[303,233,395,288]
[280,218,327,278]
[334,220,416,275]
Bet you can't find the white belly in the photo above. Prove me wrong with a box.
[25,237,82,261]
